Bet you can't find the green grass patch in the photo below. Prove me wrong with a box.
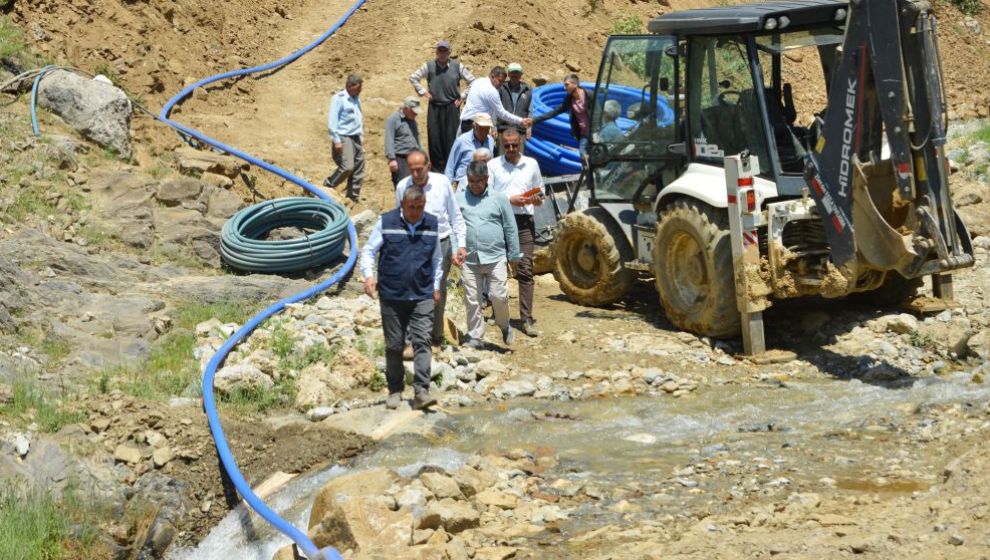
[107,330,200,400]
[971,123,990,144]
[172,299,256,330]
[75,224,110,248]
[95,299,259,401]
[0,481,107,560]
[2,378,84,433]
[609,14,643,35]
[2,182,60,223]
[0,17,27,61]
[368,371,386,392]
[220,376,295,413]
[947,0,981,15]
[91,62,120,87]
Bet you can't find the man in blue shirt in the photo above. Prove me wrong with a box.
[444,113,495,189]
[324,74,365,202]
[360,186,442,410]
[456,160,520,348]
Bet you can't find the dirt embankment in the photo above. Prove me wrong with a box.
[12,0,989,210]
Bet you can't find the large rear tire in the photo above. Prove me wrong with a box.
[653,199,740,338]
[553,209,634,306]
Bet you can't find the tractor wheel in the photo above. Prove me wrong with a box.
[653,199,740,338]
[849,271,924,306]
[553,209,634,306]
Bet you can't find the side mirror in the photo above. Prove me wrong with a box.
[659,77,670,92]
[667,142,687,156]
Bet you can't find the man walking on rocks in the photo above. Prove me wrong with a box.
[396,150,467,347]
[360,186,441,410]
[456,160,520,348]
[489,128,544,337]
[384,96,423,186]
[461,66,532,135]
[444,112,495,189]
[324,74,365,202]
[409,40,476,173]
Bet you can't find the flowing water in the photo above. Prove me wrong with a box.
[171,371,990,558]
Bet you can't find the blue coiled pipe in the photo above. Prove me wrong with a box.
[528,81,674,176]
[220,197,351,273]
[156,2,369,559]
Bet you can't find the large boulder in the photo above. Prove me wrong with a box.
[307,468,410,553]
[37,70,132,158]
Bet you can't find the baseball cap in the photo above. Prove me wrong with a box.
[507,62,523,73]
[473,113,493,127]
[403,95,422,114]
[435,40,451,50]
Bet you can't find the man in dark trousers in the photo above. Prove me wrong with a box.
[497,62,533,154]
[409,40,476,173]
[360,186,441,411]
[384,96,423,186]
[533,73,591,156]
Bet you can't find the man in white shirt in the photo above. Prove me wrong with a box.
[396,150,468,345]
[487,128,544,337]
[460,66,533,135]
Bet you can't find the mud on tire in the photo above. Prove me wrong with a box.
[653,199,740,338]
[552,208,634,306]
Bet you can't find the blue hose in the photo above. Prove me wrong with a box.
[155,2,368,559]
[29,65,58,137]
[528,81,674,176]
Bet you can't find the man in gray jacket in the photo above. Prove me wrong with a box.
[497,62,533,154]
[384,96,423,186]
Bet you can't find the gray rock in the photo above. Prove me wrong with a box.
[214,363,274,395]
[965,329,988,360]
[418,499,480,533]
[203,185,245,218]
[37,70,132,158]
[114,444,141,465]
[155,178,203,207]
[883,313,919,335]
[421,472,463,500]
[493,380,536,399]
[306,406,335,421]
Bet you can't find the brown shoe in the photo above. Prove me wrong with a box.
[413,391,437,410]
[402,344,414,361]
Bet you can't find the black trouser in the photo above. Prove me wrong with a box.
[434,236,453,344]
[514,214,535,323]
[381,298,434,394]
[459,119,474,134]
[391,154,411,187]
[428,102,460,172]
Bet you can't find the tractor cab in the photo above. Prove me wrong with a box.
[586,0,849,216]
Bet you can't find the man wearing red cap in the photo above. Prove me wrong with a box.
[409,40,477,174]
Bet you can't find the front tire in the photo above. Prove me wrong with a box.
[653,199,740,338]
[553,209,634,306]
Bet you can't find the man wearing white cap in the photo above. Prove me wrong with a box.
[444,112,495,188]
[498,62,533,154]
[461,66,532,135]
[384,96,423,186]
[409,40,477,174]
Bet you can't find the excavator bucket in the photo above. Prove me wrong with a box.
[804,0,973,287]
[850,157,918,273]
